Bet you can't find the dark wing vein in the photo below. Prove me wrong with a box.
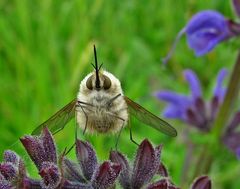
[31,99,77,135]
[124,96,177,137]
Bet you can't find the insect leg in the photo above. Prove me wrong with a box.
[65,142,76,155]
[115,124,124,150]
[77,101,89,135]
[65,101,92,155]
[106,111,125,150]
[128,119,139,146]
[52,125,65,135]
[130,128,139,146]
[106,93,121,106]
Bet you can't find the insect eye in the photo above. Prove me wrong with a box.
[103,75,111,90]
[86,76,93,90]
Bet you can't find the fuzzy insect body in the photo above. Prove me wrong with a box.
[32,45,177,138]
[77,71,128,134]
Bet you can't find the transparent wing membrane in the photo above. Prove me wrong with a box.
[32,99,77,135]
[124,96,177,137]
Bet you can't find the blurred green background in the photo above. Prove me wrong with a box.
[0,0,239,188]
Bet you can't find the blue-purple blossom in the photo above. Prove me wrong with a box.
[185,10,233,56]
[155,68,240,158]
[162,10,240,63]
[155,68,228,131]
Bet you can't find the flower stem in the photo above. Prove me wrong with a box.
[191,144,212,180]
[180,128,194,187]
[212,50,240,138]
[191,51,240,183]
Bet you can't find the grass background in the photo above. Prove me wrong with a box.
[0,0,239,188]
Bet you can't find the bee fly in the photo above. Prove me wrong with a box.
[32,45,177,141]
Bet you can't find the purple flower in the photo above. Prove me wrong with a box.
[20,127,61,188]
[20,127,121,189]
[110,139,179,189]
[191,175,212,189]
[147,179,180,189]
[91,161,121,189]
[0,127,212,188]
[155,68,240,158]
[63,139,121,189]
[223,112,240,159]
[20,127,57,171]
[185,10,233,56]
[0,150,39,188]
[0,181,11,189]
[155,68,228,132]
[162,10,240,63]
[237,148,240,159]
[233,0,240,17]
[75,140,98,180]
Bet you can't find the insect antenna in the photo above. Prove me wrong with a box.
[92,45,101,89]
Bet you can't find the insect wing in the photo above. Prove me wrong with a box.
[32,99,77,135]
[124,96,177,137]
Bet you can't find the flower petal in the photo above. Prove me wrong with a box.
[147,179,180,189]
[146,179,168,189]
[0,181,11,189]
[62,158,85,183]
[3,151,19,166]
[22,178,42,188]
[223,132,240,157]
[42,127,57,164]
[76,140,98,180]
[20,128,57,170]
[0,163,17,181]
[213,68,228,102]
[184,69,202,99]
[157,163,168,177]
[154,145,162,173]
[227,111,240,132]
[109,151,131,189]
[233,0,240,17]
[132,139,158,189]
[0,173,5,181]
[236,147,240,159]
[1,151,26,187]
[62,180,93,189]
[186,10,230,56]
[186,108,200,128]
[155,91,191,120]
[210,96,220,121]
[92,161,121,189]
[155,91,190,105]
[162,105,185,120]
[191,175,211,189]
[227,20,240,35]
[20,136,45,170]
[39,161,61,189]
